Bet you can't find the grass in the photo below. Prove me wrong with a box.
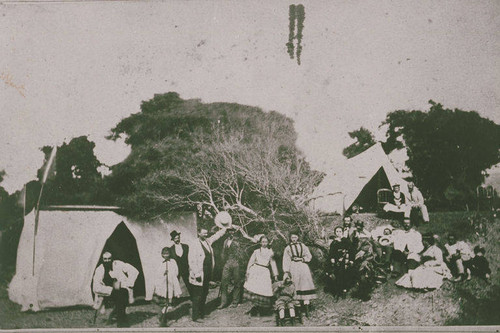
[0,211,499,328]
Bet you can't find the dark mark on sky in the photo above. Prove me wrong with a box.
[286,4,305,66]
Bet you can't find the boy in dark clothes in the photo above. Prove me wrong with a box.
[469,246,491,282]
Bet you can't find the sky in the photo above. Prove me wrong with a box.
[1,0,499,193]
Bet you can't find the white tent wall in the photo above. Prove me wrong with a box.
[310,143,408,215]
[8,208,197,311]
[127,212,198,300]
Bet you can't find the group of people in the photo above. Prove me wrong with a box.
[92,223,317,327]
[90,182,492,327]
[383,182,430,224]
[324,213,491,301]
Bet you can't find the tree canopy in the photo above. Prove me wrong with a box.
[107,92,324,241]
[382,100,500,208]
[39,136,111,205]
[342,127,376,159]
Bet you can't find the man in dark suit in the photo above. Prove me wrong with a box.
[217,226,252,309]
[168,230,191,296]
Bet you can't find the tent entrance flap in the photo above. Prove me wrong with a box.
[95,222,146,298]
[348,167,391,213]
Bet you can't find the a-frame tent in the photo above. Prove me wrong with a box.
[310,143,408,215]
[8,206,197,312]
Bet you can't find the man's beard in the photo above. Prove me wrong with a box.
[103,262,112,271]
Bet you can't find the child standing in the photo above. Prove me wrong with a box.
[154,247,182,326]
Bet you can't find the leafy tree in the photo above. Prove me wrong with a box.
[342,127,376,159]
[382,100,500,209]
[39,136,112,205]
[107,92,324,242]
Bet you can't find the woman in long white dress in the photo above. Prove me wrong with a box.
[244,235,278,315]
[282,230,316,315]
[396,235,452,290]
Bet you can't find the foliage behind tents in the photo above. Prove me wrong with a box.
[107,92,324,243]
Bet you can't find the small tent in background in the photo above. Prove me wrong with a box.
[310,143,408,215]
[8,206,197,312]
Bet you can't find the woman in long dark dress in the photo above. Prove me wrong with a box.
[325,227,355,297]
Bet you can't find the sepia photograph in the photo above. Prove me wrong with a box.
[0,0,499,330]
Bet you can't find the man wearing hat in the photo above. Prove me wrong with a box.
[383,184,407,219]
[168,230,191,297]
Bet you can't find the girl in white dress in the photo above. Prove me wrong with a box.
[153,247,182,306]
[282,230,316,316]
[244,235,278,315]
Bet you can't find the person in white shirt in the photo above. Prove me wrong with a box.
[444,234,474,282]
[188,225,227,322]
[391,219,424,276]
[92,251,139,327]
[405,182,430,223]
[155,247,182,327]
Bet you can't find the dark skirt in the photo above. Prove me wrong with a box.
[244,290,272,308]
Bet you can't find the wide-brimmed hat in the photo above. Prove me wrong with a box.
[214,211,232,228]
[170,230,181,240]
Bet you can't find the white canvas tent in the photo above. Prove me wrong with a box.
[310,143,408,214]
[8,206,197,311]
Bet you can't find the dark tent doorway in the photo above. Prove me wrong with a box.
[347,167,392,213]
[93,222,146,298]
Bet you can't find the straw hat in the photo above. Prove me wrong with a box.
[214,211,232,228]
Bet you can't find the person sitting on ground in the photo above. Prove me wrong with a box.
[154,247,182,326]
[372,227,394,271]
[341,215,356,240]
[444,234,474,282]
[391,219,424,277]
[352,239,379,301]
[383,184,407,217]
[405,182,430,223]
[325,226,355,297]
[351,220,371,250]
[273,274,300,325]
[396,233,452,291]
[92,251,139,327]
[469,246,491,282]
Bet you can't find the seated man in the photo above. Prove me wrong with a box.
[391,219,424,277]
[405,182,430,223]
[383,184,407,219]
[341,215,356,240]
[92,251,139,327]
[444,234,474,282]
[351,220,371,251]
